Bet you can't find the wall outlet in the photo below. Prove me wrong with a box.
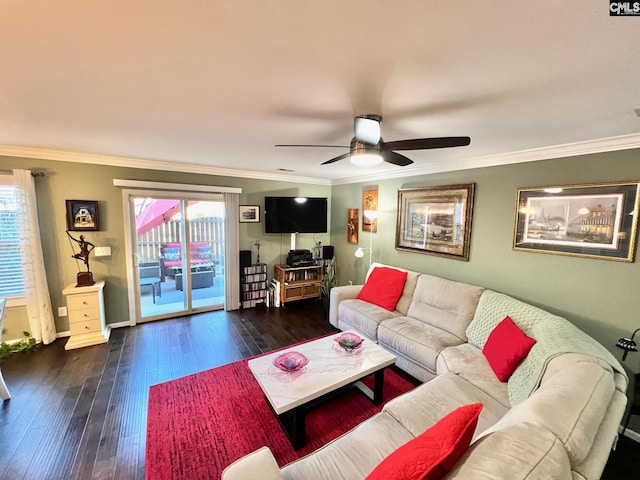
[94,246,111,257]
[58,306,67,317]
[348,280,353,286]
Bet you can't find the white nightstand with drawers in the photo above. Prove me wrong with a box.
[63,280,110,350]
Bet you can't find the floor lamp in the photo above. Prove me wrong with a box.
[354,210,377,279]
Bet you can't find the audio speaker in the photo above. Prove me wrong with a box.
[322,245,334,259]
[239,250,252,269]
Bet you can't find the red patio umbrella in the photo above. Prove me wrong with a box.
[136,199,181,236]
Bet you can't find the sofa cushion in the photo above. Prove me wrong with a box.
[366,263,420,316]
[406,274,484,341]
[437,344,510,408]
[281,412,413,480]
[479,357,615,465]
[163,247,180,261]
[378,317,465,375]
[482,316,536,382]
[446,422,572,480]
[221,446,284,480]
[358,266,408,311]
[337,299,401,340]
[366,403,482,480]
[383,373,508,440]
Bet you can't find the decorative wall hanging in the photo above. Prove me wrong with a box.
[362,188,378,233]
[239,205,260,223]
[513,181,640,262]
[66,200,100,231]
[396,184,475,261]
[347,208,359,244]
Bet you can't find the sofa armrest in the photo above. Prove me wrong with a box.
[329,284,363,329]
[221,446,284,480]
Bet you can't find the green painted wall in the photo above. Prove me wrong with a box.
[2,149,639,374]
[0,156,330,338]
[329,148,640,372]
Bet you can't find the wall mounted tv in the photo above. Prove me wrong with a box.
[264,196,328,234]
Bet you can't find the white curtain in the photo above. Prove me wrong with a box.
[13,169,56,344]
[223,192,240,310]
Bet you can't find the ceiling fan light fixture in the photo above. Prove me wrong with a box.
[354,115,382,145]
[349,138,383,167]
[350,153,383,167]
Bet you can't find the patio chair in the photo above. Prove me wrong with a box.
[139,261,162,304]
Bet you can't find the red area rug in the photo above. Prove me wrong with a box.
[145,357,415,480]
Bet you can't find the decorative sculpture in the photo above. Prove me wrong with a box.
[66,230,95,286]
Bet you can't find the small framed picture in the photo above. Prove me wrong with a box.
[66,200,100,231]
[347,208,359,244]
[239,205,260,223]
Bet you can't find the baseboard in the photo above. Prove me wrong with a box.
[107,321,133,329]
[56,330,70,338]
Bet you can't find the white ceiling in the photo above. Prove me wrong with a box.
[1,1,639,185]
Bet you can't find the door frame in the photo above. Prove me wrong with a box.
[122,188,226,326]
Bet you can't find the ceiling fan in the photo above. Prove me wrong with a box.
[275,115,470,167]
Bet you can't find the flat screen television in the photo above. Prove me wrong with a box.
[264,196,328,234]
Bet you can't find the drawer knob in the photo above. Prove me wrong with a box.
[85,325,90,330]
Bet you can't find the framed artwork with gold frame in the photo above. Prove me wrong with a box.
[395,184,475,261]
[513,181,640,262]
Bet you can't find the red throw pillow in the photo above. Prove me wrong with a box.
[366,403,483,480]
[482,316,537,382]
[357,267,408,311]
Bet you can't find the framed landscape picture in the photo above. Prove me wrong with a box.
[513,181,640,262]
[395,184,475,261]
[66,200,100,231]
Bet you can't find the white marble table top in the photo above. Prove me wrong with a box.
[247,331,396,414]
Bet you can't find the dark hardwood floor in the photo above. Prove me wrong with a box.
[0,300,637,479]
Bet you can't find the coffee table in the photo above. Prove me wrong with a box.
[247,331,396,449]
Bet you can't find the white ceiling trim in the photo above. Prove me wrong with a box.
[331,133,640,186]
[1,133,638,188]
[0,144,331,186]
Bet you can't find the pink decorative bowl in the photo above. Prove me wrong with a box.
[273,351,308,372]
[335,333,364,352]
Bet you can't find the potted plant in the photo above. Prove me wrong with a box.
[321,258,336,315]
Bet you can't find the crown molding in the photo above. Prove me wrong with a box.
[1,133,638,188]
[331,133,640,185]
[0,144,331,186]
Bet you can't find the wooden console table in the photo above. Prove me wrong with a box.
[274,264,322,305]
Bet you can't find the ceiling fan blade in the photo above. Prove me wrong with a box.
[275,144,348,148]
[321,152,351,165]
[383,151,414,167]
[382,137,471,151]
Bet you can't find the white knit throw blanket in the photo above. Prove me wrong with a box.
[466,291,626,405]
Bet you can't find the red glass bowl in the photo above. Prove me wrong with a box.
[335,332,364,352]
[273,351,309,372]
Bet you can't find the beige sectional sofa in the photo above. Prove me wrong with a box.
[223,263,628,480]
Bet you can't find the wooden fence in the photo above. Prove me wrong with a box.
[136,217,224,263]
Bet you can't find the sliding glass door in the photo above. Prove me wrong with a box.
[129,193,225,322]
